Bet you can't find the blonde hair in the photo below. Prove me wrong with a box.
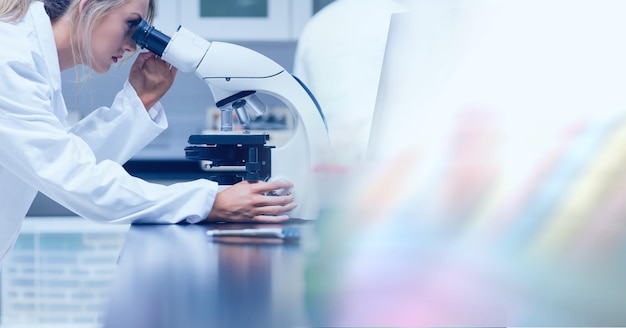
[0,0,32,22]
[1,0,155,68]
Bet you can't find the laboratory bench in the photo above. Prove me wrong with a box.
[5,211,626,327]
[1,216,340,328]
[102,219,319,328]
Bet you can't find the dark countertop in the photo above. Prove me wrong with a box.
[95,211,626,328]
[101,220,318,328]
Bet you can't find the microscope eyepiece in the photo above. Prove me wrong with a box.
[132,20,171,57]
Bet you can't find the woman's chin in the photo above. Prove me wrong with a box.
[93,66,110,74]
[89,62,111,74]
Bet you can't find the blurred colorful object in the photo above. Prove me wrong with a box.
[305,1,626,326]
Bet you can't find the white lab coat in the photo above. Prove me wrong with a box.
[0,2,217,263]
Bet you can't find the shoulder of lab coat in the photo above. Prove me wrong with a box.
[69,80,168,164]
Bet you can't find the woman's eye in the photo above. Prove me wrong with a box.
[127,18,141,31]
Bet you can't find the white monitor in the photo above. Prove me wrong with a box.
[367,1,626,164]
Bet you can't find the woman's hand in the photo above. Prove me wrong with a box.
[205,180,297,223]
[129,52,178,110]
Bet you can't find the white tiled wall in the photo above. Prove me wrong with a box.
[0,218,128,328]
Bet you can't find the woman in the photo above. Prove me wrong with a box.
[0,0,296,263]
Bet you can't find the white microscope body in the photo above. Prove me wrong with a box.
[133,22,331,220]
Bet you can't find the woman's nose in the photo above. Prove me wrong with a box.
[123,35,138,53]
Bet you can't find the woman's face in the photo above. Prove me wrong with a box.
[89,0,149,73]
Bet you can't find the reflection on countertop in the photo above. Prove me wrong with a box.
[102,221,312,328]
[0,217,129,328]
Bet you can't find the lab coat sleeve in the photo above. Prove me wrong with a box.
[0,53,217,224]
[69,80,166,164]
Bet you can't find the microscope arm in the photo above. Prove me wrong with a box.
[158,26,284,89]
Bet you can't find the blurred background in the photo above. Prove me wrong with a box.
[304,0,626,326]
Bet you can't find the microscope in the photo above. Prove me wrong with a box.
[132,21,331,220]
